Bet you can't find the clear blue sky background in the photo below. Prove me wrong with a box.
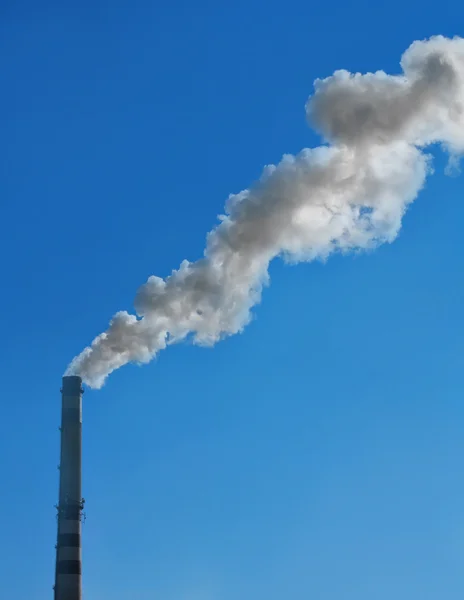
[1,1,464,599]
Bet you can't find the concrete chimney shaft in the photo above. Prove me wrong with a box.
[54,375,84,600]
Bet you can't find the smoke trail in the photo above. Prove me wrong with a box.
[67,35,464,388]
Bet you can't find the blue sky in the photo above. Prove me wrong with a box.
[2,1,464,599]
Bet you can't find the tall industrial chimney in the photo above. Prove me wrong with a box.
[54,375,84,600]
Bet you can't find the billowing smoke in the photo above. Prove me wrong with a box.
[67,35,464,388]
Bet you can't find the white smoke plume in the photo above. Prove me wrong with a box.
[67,35,464,388]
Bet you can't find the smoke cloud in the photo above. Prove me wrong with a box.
[67,35,464,388]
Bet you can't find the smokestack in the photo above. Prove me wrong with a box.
[54,375,84,600]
